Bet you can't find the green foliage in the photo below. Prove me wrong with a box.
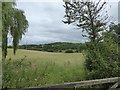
[2,2,28,59]
[65,49,74,53]
[2,57,32,88]
[63,0,119,81]
[85,24,120,79]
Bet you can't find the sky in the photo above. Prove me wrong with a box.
[8,0,119,45]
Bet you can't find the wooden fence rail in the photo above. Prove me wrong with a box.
[9,77,120,90]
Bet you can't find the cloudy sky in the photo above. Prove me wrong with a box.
[8,0,119,45]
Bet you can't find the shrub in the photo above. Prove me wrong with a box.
[65,50,74,53]
[47,49,54,52]
[59,50,62,52]
[74,50,78,53]
[85,40,120,80]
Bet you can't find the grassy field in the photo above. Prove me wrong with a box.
[2,49,87,88]
[0,48,2,89]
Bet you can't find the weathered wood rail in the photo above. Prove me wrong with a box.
[8,77,120,90]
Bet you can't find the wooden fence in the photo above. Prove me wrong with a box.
[9,77,120,90]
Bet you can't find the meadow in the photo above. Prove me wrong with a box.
[2,49,87,88]
[0,48,1,89]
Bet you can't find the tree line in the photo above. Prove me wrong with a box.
[8,42,87,53]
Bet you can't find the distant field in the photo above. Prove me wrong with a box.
[7,49,85,66]
[3,49,87,88]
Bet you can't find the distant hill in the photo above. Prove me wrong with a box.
[9,42,87,53]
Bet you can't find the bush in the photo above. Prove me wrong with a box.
[85,41,120,80]
[75,50,78,53]
[47,49,54,52]
[65,50,74,53]
[59,50,62,52]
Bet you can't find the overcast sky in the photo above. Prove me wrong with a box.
[8,0,119,45]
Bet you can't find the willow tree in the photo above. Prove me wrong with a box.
[2,2,28,59]
[0,3,1,42]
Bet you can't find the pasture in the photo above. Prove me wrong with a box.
[2,49,87,88]
[0,66,1,89]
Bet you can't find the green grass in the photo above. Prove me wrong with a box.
[0,48,2,89]
[2,49,87,88]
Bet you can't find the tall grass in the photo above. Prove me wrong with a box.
[0,48,2,89]
[2,49,86,88]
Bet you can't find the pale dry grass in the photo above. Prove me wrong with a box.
[6,49,85,67]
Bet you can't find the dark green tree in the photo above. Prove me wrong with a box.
[63,0,120,81]
[2,2,28,59]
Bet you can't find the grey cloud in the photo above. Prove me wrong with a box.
[16,1,118,45]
